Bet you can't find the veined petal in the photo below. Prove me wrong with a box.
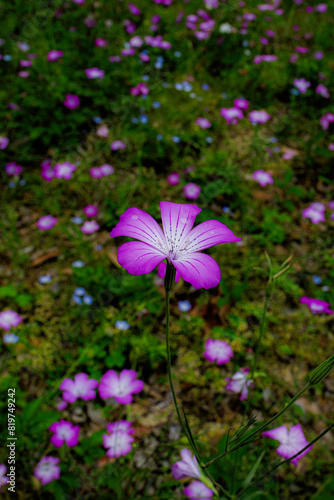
[160,201,201,252]
[117,241,165,275]
[184,220,242,252]
[172,252,221,289]
[110,207,166,251]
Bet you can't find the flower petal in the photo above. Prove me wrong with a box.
[110,207,166,250]
[184,220,242,252]
[262,425,288,442]
[160,201,201,250]
[172,252,221,289]
[117,241,165,275]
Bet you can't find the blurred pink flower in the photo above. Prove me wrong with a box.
[263,424,313,465]
[196,117,211,129]
[204,339,234,365]
[99,369,144,404]
[0,310,22,331]
[302,202,326,224]
[226,367,253,401]
[49,420,80,448]
[184,183,201,200]
[63,94,80,109]
[60,373,99,403]
[54,162,76,179]
[316,84,329,98]
[85,68,104,79]
[184,481,213,500]
[300,297,333,314]
[103,421,134,457]
[111,140,126,150]
[95,38,108,47]
[293,78,311,93]
[37,215,58,230]
[34,457,60,485]
[249,110,271,124]
[220,107,244,125]
[167,172,180,185]
[96,125,109,137]
[47,50,64,61]
[5,162,22,175]
[252,169,274,186]
[81,220,100,234]
[0,136,9,149]
[83,205,98,217]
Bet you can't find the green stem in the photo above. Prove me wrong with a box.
[165,289,222,498]
[236,422,334,498]
[250,285,272,382]
[165,290,200,460]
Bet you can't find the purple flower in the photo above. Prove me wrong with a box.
[0,465,9,491]
[204,339,233,365]
[167,172,180,185]
[300,297,333,314]
[63,94,80,109]
[5,162,22,176]
[81,220,100,234]
[0,310,22,331]
[95,38,108,47]
[36,215,58,230]
[96,125,109,137]
[111,140,126,150]
[85,67,105,79]
[316,84,330,98]
[59,373,99,403]
[184,183,201,200]
[220,107,244,125]
[129,35,143,47]
[184,481,214,500]
[263,424,313,465]
[249,110,271,124]
[54,161,76,179]
[99,369,144,404]
[110,202,241,289]
[252,169,274,186]
[293,78,311,93]
[234,97,249,110]
[47,50,64,61]
[226,368,253,401]
[83,205,98,217]
[196,117,211,129]
[103,420,134,457]
[18,71,30,78]
[128,3,141,15]
[302,203,326,224]
[0,136,9,149]
[90,164,114,178]
[172,449,202,480]
[49,420,80,448]
[34,457,60,485]
[320,112,334,131]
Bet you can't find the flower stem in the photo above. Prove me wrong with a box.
[165,289,199,459]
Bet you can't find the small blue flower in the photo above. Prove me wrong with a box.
[3,55,12,61]
[202,83,210,90]
[141,49,148,55]
[152,101,161,108]
[175,83,183,90]
[157,134,163,140]
[221,93,228,98]
[206,137,213,143]
[72,295,82,305]
[115,320,130,330]
[242,40,249,47]
[273,147,281,153]
[189,92,196,98]
[172,136,181,143]
[74,287,86,296]
[312,275,322,285]
[161,82,170,88]
[141,94,147,100]
[72,216,84,224]
[223,206,230,213]
[19,179,26,186]
[3,333,19,344]
[93,117,103,124]
[269,137,278,143]
[183,81,193,92]
[39,275,52,284]
[322,285,329,292]
[174,51,182,57]
[95,244,103,250]
[142,74,149,81]
[83,295,93,305]
[291,88,300,96]
[139,114,149,124]
[72,260,85,268]
[131,117,138,123]
[9,182,16,188]
[178,300,192,312]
